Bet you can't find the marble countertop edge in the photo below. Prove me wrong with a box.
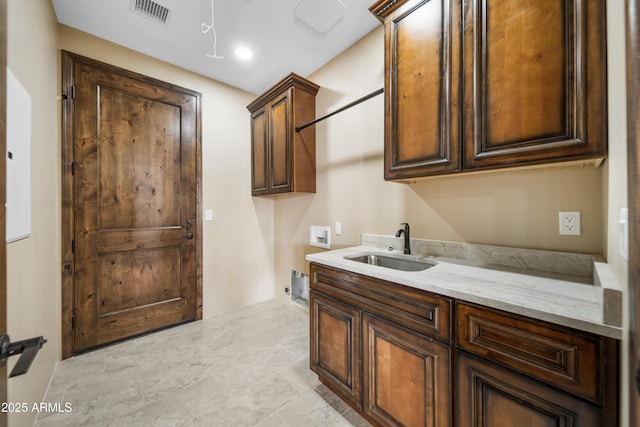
[306,245,622,340]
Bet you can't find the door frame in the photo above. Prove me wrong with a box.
[60,51,203,359]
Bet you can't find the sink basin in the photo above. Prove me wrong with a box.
[344,253,436,272]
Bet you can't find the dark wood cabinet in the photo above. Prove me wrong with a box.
[247,73,319,195]
[370,0,607,179]
[362,314,451,427]
[456,302,619,426]
[310,262,452,426]
[309,263,619,426]
[462,0,607,170]
[310,291,361,407]
[456,352,601,427]
[370,0,462,179]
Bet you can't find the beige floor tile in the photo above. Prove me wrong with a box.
[36,299,371,426]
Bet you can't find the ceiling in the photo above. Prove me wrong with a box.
[51,0,381,94]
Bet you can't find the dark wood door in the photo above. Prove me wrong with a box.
[456,352,600,427]
[250,106,269,195]
[371,0,462,179]
[462,0,606,170]
[310,290,362,407]
[249,91,291,195]
[362,314,451,427]
[268,91,292,193]
[62,52,201,355]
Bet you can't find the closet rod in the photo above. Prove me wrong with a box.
[295,87,384,132]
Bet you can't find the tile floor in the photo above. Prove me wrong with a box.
[35,299,371,426]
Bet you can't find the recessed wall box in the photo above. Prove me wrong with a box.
[310,225,331,249]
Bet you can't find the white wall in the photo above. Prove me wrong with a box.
[606,1,630,425]
[274,26,608,297]
[6,1,60,425]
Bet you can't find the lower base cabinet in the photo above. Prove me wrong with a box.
[456,352,600,427]
[363,314,451,427]
[309,263,619,427]
[310,291,361,407]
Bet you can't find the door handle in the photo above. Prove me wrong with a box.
[0,335,47,377]
[185,232,194,240]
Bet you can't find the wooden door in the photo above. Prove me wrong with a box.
[371,0,462,179]
[61,52,201,356]
[362,314,451,427]
[309,290,362,407]
[456,352,600,427]
[627,0,640,425]
[463,0,606,170]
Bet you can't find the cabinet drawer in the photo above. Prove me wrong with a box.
[310,263,451,342]
[456,302,607,403]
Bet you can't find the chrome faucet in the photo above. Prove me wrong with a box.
[395,223,411,254]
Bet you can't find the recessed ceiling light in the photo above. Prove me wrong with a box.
[235,47,253,61]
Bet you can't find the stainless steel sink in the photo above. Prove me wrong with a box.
[344,253,436,272]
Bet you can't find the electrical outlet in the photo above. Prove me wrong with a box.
[559,211,581,236]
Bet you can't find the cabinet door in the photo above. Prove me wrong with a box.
[250,107,269,195]
[268,91,292,193]
[310,291,362,407]
[377,0,461,179]
[463,0,606,169]
[362,314,451,427]
[456,352,601,427]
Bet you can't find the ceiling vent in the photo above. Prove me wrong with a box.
[130,0,171,25]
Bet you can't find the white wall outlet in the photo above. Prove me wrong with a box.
[205,209,213,221]
[335,222,342,235]
[559,211,581,236]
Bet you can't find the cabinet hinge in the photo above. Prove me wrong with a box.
[71,85,76,100]
[71,162,75,176]
[636,368,640,394]
[71,314,76,330]
[71,240,75,253]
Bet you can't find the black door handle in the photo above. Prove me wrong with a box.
[185,232,194,240]
[0,335,47,377]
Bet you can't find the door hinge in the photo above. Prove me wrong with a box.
[71,240,75,253]
[71,315,76,330]
[636,368,640,394]
[71,162,75,176]
[71,85,76,100]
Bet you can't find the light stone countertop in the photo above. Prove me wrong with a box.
[306,244,622,340]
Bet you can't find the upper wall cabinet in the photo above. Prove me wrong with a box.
[371,0,462,179]
[370,0,607,180]
[247,73,319,196]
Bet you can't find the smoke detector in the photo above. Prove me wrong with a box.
[294,0,347,33]
[130,0,171,25]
